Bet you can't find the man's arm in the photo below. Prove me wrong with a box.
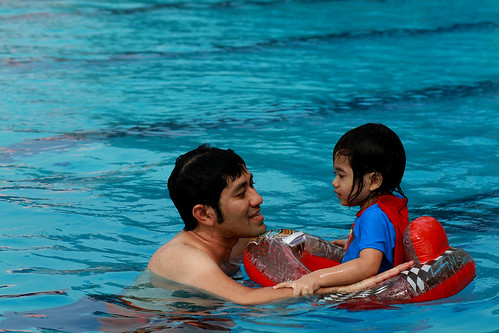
[229,237,252,261]
[148,242,294,305]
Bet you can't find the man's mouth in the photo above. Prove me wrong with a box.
[249,210,264,222]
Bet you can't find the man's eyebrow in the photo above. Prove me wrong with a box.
[231,174,253,195]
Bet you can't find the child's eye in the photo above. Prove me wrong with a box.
[334,172,344,179]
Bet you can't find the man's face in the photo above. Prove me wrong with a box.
[216,169,266,239]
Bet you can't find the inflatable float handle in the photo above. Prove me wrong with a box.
[282,232,306,247]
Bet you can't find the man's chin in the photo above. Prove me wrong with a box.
[248,223,266,237]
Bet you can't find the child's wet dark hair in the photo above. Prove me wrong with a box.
[333,123,407,206]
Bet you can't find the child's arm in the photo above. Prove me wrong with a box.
[273,248,383,296]
[317,260,414,294]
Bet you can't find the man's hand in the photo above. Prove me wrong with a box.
[273,273,321,296]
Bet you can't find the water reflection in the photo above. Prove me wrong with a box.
[0,269,313,332]
[0,272,235,332]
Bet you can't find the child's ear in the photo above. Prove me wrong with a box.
[192,204,217,227]
[369,172,383,191]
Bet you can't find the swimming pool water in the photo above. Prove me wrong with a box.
[1,0,498,332]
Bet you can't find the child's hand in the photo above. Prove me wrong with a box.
[273,274,321,296]
[332,238,348,248]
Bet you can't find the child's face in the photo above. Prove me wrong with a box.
[332,155,373,210]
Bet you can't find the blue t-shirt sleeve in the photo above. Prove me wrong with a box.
[356,207,394,254]
[343,204,396,271]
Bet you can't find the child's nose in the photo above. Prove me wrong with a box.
[332,177,339,188]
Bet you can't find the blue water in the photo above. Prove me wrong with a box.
[1,0,498,332]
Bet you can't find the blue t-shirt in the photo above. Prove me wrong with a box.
[342,203,397,273]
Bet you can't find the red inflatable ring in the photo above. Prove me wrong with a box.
[243,216,475,305]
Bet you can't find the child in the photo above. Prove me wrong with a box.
[274,123,409,296]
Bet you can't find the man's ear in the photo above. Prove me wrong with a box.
[369,172,383,191]
[192,204,217,227]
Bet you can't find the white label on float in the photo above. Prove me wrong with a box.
[282,232,306,247]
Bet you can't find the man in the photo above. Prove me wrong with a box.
[148,144,411,305]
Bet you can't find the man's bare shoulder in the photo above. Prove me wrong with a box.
[147,232,217,283]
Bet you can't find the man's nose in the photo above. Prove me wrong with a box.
[249,188,263,206]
